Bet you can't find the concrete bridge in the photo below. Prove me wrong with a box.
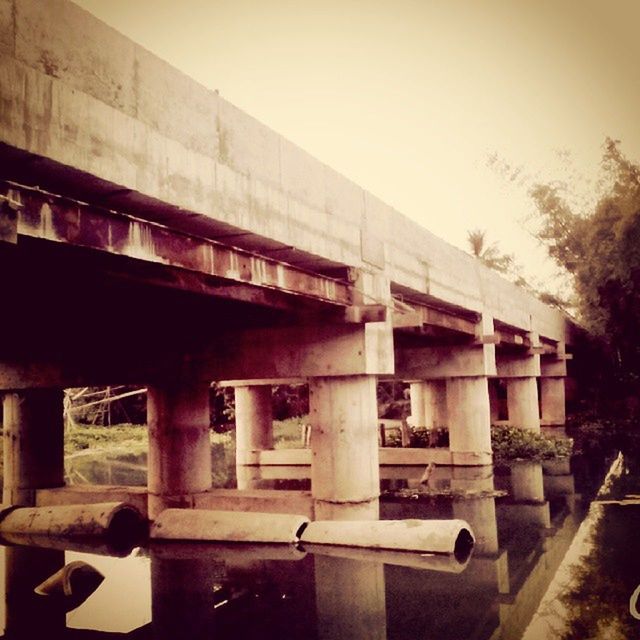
[0,0,574,522]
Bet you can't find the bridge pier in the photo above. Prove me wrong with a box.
[310,375,381,520]
[506,378,540,432]
[408,380,446,430]
[396,313,496,465]
[497,340,541,432]
[540,378,565,425]
[540,350,568,426]
[446,377,493,465]
[2,389,64,506]
[234,384,274,466]
[147,380,212,519]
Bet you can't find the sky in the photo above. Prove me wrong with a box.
[73,0,640,293]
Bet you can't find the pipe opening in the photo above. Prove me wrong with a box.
[295,521,309,541]
[453,528,474,563]
[106,506,147,550]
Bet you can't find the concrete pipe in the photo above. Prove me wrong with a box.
[304,542,472,572]
[299,519,474,561]
[0,502,145,546]
[150,509,309,544]
[0,532,137,557]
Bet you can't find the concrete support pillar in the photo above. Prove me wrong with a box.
[409,382,427,428]
[540,377,566,425]
[506,378,540,432]
[451,468,499,556]
[445,377,492,465]
[2,389,64,506]
[488,379,500,424]
[147,381,212,519]
[409,380,446,428]
[309,375,380,520]
[234,385,273,465]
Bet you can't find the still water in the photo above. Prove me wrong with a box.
[1,445,639,639]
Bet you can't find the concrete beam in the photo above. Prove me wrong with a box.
[395,343,496,379]
[4,181,352,308]
[495,352,541,378]
[206,322,395,380]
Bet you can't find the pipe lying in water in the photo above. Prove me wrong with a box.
[299,519,475,562]
[0,502,145,548]
[150,509,309,544]
[150,508,473,563]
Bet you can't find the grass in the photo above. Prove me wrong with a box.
[273,416,308,448]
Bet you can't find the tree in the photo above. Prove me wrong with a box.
[530,138,640,388]
[466,228,516,274]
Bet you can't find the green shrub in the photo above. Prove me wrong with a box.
[491,424,573,461]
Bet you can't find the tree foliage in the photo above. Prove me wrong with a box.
[530,139,640,382]
[466,228,516,274]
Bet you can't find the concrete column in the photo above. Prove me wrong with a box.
[409,380,446,428]
[409,382,426,427]
[451,468,499,556]
[488,379,500,424]
[540,377,565,425]
[147,381,212,519]
[234,384,273,465]
[2,389,64,506]
[309,375,380,520]
[445,377,492,465]
[506,378,540,432]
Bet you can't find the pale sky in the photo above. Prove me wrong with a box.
[73,0,640,293]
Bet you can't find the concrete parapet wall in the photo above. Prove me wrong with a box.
[0,0,570,341]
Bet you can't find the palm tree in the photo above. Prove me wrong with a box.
[466,229,514,274]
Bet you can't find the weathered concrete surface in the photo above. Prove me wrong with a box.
[540,377,566,425]
[408,380,447,428]
[150,509,308,543]
[36,485,149,518]
[147,381,212,519]
[506,378,541,431]
[0,0,573,343]
[0,501,143,538]
[194,489,314,519]
[309,376,380,517]
[300,518,474,555]
[234,385,273,466]
[239,446,455,467]
[2,389,64,505]
[446,377,493,465]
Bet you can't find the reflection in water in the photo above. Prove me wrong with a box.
[19,449,640,638]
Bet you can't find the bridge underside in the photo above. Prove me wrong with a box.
[0,178,570,525]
